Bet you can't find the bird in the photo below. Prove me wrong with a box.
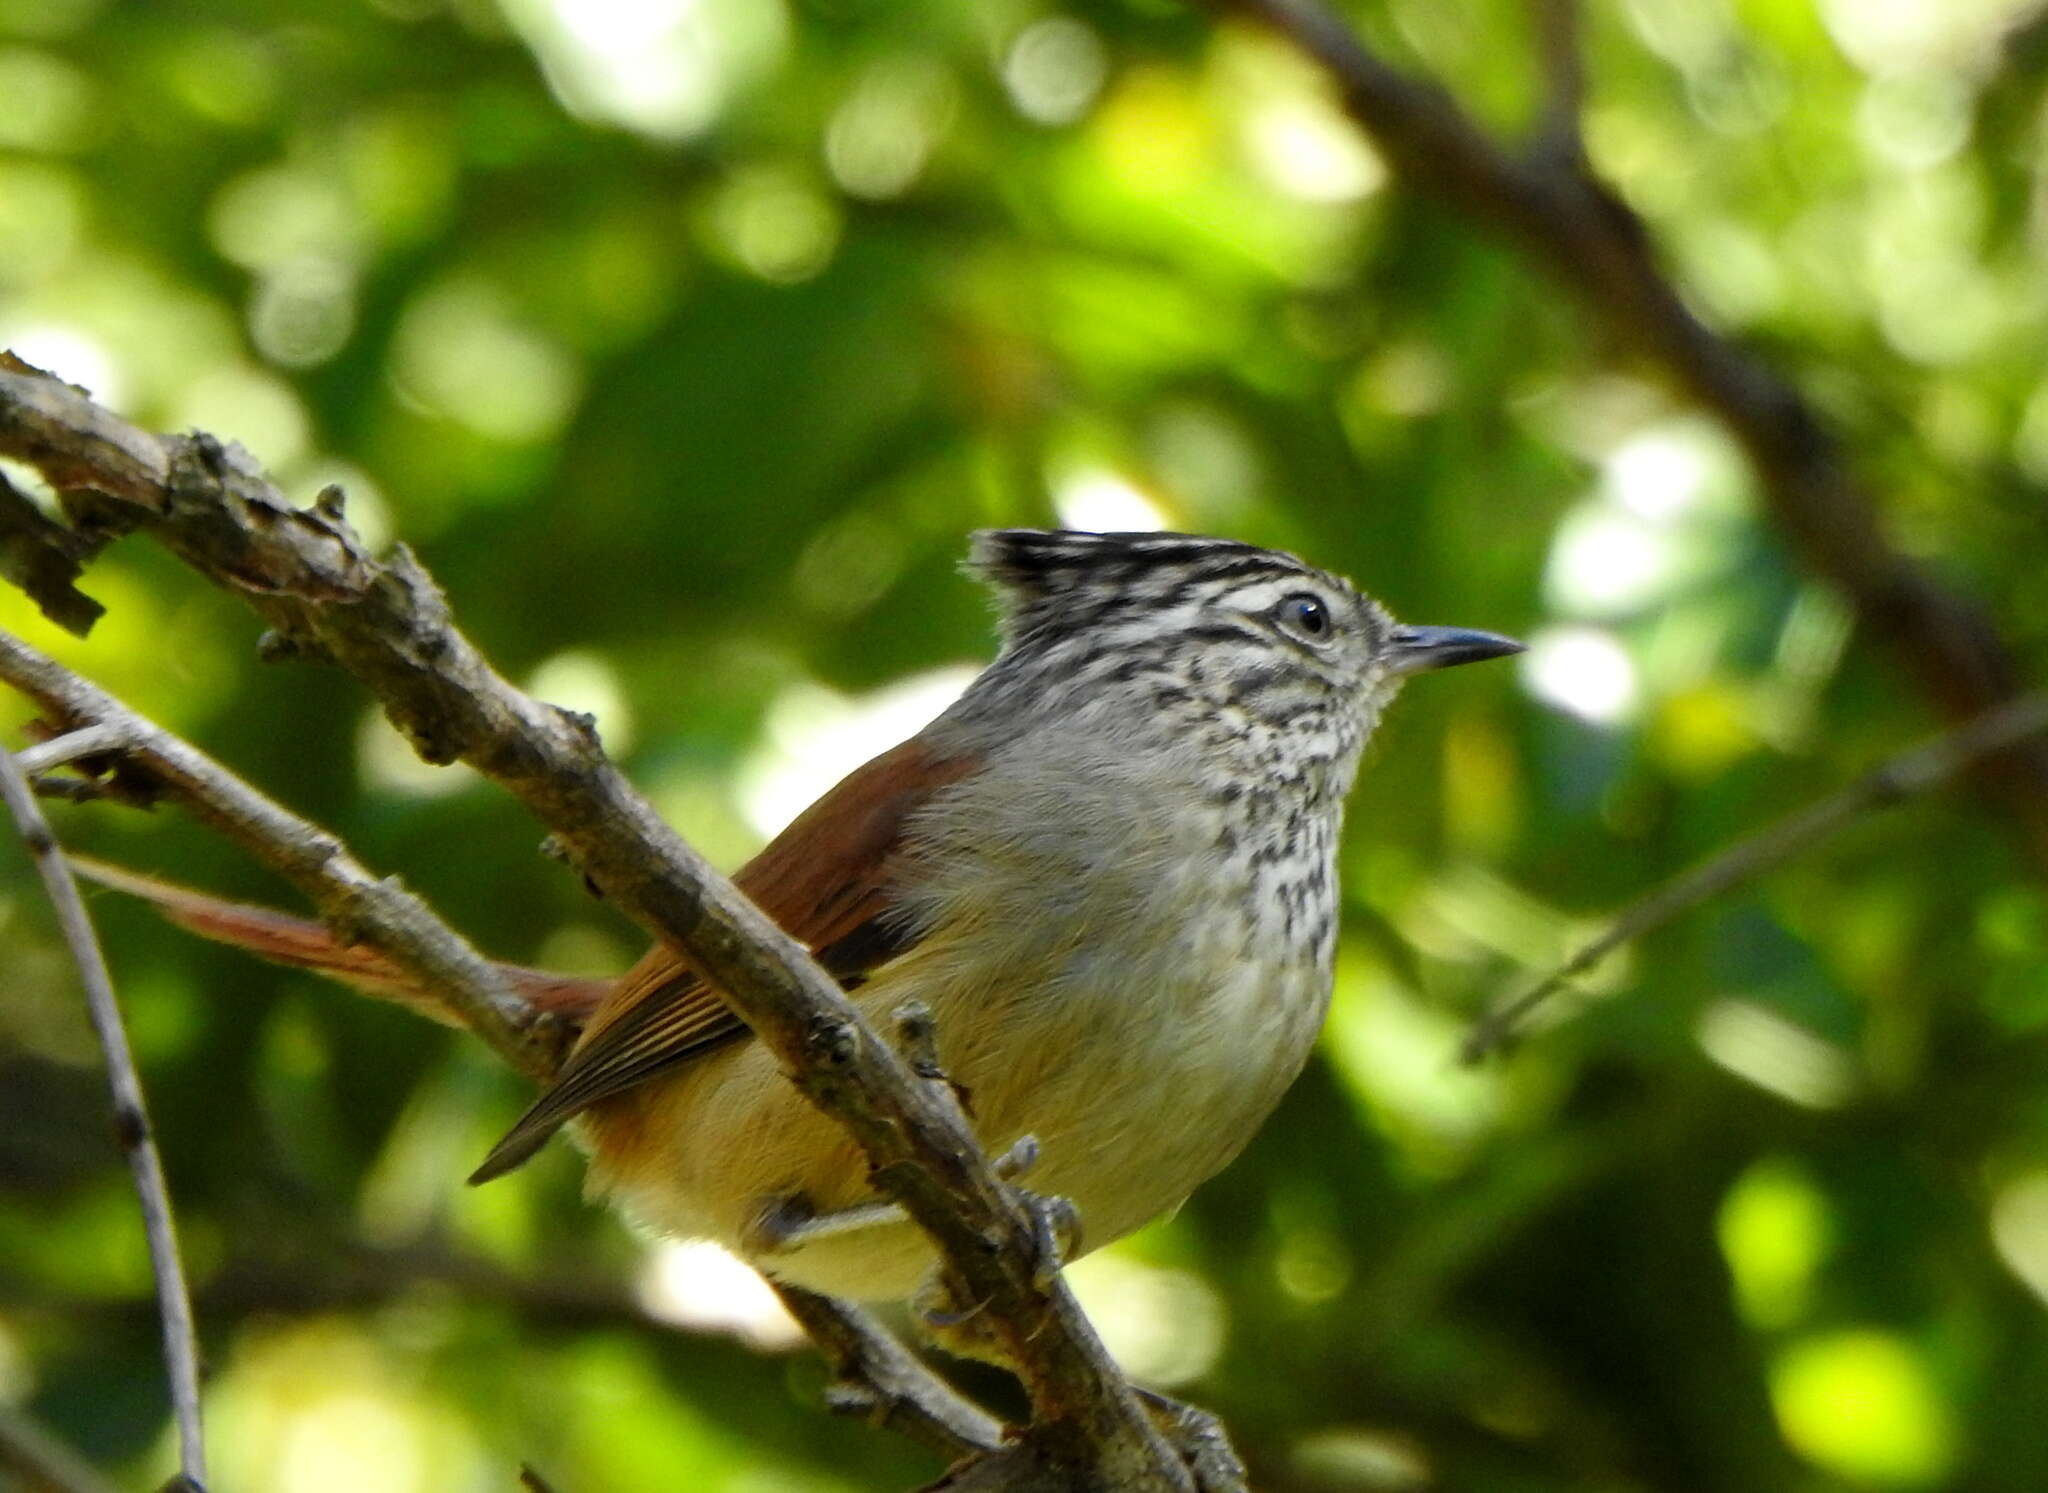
[80,529,1520,1301]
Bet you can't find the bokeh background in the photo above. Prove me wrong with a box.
[4,0,2048,1489]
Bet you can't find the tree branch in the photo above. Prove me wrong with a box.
[1464,690,2048,1060]
[1207,0,2048,870]
[0,361,1196,1491]
[0,469,105,637]
[1530,0,1585,164]
[0,1405,123,1493]
[775,1284,1007,1459]
[0,745,207,1489]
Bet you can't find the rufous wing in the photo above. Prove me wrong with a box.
[466,734,977,1183]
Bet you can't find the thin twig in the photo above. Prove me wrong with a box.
[30,773,119,803]
[15,721,131,776]
[0,466,105,637]
[774,1284,1007,1458]
[0,1404,123,1493]
[0,745,207,1488]
[1464,692,2048,1061]
[1531,0,1585,163]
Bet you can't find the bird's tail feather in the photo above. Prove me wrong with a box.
[66,854,608,1029]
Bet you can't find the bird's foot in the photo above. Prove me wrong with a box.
[1135,1388,1249,1493]
[1022,1189,1081,1289]
[911,1186,1082,1365]
[991,1132,1040,1183]
[747,1194,906,1253]
[744,1135,1044,1255]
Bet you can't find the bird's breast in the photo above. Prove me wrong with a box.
[873,746,1341,1245]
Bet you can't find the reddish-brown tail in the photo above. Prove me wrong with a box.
[67,855,609,1029]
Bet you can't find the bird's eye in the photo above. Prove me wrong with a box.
[1272,592,1333,644]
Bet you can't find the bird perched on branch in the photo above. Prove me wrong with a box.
[83,530,1519,1300]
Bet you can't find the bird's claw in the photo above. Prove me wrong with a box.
[992,1133,1040,1181]
[1022,1189,1081,1289]
[745,1193,907,1254]
[1135,1388,1249,1493]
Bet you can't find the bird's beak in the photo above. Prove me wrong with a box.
[1385,624,1524,677]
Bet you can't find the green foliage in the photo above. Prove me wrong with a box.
[3,1,2047,1490]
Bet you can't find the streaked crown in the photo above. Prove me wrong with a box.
[968,529,1376,653]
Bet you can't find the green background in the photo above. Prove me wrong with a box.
[3,0,2048,1489]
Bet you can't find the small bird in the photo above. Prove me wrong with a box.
[84,530,1520,1300]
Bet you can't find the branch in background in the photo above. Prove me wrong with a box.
[0,469,104,637]
[0,1405,123,1493]
[0,362,1197,1492]
[1530,0,1585,164]
[0,746,207,1489]
[1209,0,2048,870]
[1464,691,2048,1061]
[14,721,129,777]
[776,1284,1007,1460]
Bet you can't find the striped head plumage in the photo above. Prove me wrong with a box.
[945,529,1520,805]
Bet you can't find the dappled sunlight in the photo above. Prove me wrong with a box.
[1519,624,1640,726]
[502,0,788,142]
[208,163,369,276]
[736,667,977,839]
[708,165,842,285]
[1990,1170,2048,1307]
[1052,465,1172,533]
[1217,37,1386,205]
[358,708,483,798]
[1696,999,1855,1110]
[1818,0,2035,75]
[1770,1329,1955,1486]
[1323,952,1508,1174]
[168,365,312,471]
[1142,401,1266,528]
[825,59,958,202]
[204,1321,490,1493]
[1718,1156,1833,1330]
[0,45,93,153]
[636,1241,803,1351]
[359,1063,500,1248]
[528,649,637,757]
[1543,503,1691,618]
[1271,1218,1351,1307]
[249,259,357,369]
[1003,16,1109,128]
[1065,1252,1227,1388]
[1,322,121,406]
[1408,863,1595,977]
[390,274,583,444]
[1289,1427,1431,1492]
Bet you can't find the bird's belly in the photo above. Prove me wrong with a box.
[582,935,1329,1301]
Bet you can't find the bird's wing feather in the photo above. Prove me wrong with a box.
[468,735,975,1182]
